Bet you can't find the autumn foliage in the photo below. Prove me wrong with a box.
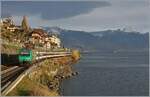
[71,49,80,62]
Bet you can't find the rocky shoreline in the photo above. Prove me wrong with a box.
[28,57,77,95]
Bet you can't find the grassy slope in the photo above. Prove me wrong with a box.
[7,76,59,96]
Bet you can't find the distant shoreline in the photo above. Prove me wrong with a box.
[81,49,149,54]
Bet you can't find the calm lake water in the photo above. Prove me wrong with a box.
[61,51,149,96]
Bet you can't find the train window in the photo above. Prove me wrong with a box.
[20,52,30,56]
[19,49,30,56]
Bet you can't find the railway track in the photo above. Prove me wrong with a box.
[1,66,26,93]
[1,60,44,96]
[1,52,72,95]
[1,65,9,71]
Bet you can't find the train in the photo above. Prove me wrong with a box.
[18,48,33,64]
[18,48,71,64]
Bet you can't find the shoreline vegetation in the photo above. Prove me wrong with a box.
[7,50,80,96]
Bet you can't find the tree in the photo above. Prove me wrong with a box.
[21,16,30,32]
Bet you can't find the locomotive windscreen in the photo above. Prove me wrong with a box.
[19,49,30,56]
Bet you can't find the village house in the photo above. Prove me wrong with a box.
[29,29,61,49]
[49,34,61,49]
[43,36,51,49]
[1,17,24,44]
[29,29,47,47]
[6,25,22,32]
[1,17,22,32]
[1,16,61,49]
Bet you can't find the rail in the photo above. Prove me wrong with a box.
[1,66,25,93]
[36,51,71,55]
[1,51,72,96]
[1,66,19,75]
[36,53,71,60]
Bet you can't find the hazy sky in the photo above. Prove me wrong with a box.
[1,0,150,32]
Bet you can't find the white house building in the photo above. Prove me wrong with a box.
[50,35,61,48]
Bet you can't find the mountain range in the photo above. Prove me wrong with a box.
[43,27,149,52]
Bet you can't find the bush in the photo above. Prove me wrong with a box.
[71,49,80,61]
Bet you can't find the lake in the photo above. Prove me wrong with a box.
[61,51,149,96]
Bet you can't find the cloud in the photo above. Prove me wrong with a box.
[1,0,149,33]
[43,0,149,32]
[1,1,111,20]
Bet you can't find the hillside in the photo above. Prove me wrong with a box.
[43,27,149,52]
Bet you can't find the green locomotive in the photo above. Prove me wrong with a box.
[18,48,33,64]
[18,47,71,65]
